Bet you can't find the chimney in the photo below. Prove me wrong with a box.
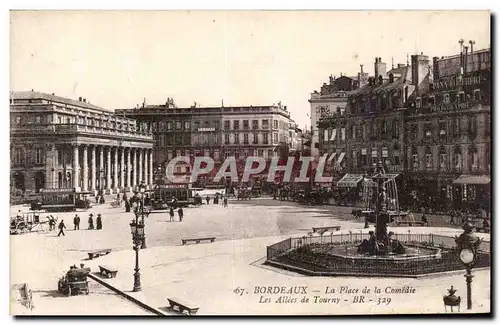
[360,64,364,73]
[469,40,475,63]
[411,53,430,86]
[464,46,469,74]
[432,56,440,80]
[83,98,86,103]
[374,57,387,79]
[79,97,82,101]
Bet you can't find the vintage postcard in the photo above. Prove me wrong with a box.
[9,10,491,316]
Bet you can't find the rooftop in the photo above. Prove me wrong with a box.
[10,91,110,113]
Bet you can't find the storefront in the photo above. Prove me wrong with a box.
[452,174,491,213]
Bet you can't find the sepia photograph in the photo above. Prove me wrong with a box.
[9,10,491,316]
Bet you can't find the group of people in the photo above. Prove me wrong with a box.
[169,206,184,222]
[204,194,228,207]
[56,213,103,236]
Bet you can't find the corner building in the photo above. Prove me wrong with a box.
[403,48,491,212]
[10,91,155,195]
[116,102,291,183]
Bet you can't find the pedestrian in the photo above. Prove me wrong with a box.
[223,196,228,208]
[421,213,428,227]
[206,196,210,205]
[96,214,102,230]
[178,207,184,222]
[95,195,99,204]
[73,214,80,230]
[449,210,456,225]
[57,220,66,237]
[116,193,121,207]
[88,214,94,230]
[48,215,56,231]
[169,207,175,222]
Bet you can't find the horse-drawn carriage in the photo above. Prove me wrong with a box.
[57,267,91,296]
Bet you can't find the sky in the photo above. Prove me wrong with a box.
[10,10,490,128]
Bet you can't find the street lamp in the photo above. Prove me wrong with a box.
[134,182,150,249]
[129,214,144,292]
[455,218,481,310]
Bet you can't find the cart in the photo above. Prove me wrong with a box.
[10,213,50,235]
[57,267,91,296]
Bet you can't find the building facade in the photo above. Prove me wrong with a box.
[317,56,425,177]
[309,70,369,157]
[404,46,491,211]
[10,91,155,195]
[116,102,292,184]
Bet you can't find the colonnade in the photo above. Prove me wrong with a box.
[62,144,153,193]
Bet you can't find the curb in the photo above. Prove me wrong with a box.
[265,260,491,279]
[88,274,168,316]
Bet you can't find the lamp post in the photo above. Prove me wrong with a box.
[455,218,481,310]
[129,212,144,292]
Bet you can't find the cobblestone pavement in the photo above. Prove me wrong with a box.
[10,198,490,315]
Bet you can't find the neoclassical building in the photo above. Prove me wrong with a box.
[10,91,155,195]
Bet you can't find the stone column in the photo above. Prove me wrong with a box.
[90,146,96,192]
[138,149,143,184]
[82,145,88,191]
[114,147,119,191]
[106,147,112,191]
[127,148,132,189]
[143,150,148,187]
[149,149,154,186]
[120,147,125,190]
[98,146,104,190]
[132,148,137,189]
[72,144,79,191]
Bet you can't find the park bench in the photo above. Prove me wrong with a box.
[166,297,199,315]
[181,237,216,245]
[87,249,111,260]
[312,226,341,233]
[395,221,426,227]
[98,265,118,278]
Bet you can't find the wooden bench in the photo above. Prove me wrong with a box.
[476,227,490,233]
[395,221,426,227]
[166,298,199,315]
[98,265,118,278]
[312,226,341,233]
[181,237,216,245]
[87,249,111,260]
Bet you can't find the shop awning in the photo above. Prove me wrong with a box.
[337,174,364,188]
[453,174,490,185]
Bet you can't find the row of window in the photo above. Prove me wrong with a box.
[223,119,278,130]
[415,89,483,109]
[410,151,480,172]
[12,148,44,165]
[408,116,481,141]
[321,120,401,143]
[224,133,279,145]
[13,115,137,132]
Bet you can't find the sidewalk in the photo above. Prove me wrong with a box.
[85,231,490,315]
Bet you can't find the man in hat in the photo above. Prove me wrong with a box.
[73,214,80,230]
[96,214,102,230]
[57,219,66,237]
[88,214,94,230]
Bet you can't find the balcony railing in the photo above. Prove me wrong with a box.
[49,124,154,140]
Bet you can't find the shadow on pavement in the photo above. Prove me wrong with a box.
[36,290,66,299]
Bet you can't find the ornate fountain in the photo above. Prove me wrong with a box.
[357,161,406,256]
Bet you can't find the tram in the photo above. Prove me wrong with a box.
[147,185,195,209]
